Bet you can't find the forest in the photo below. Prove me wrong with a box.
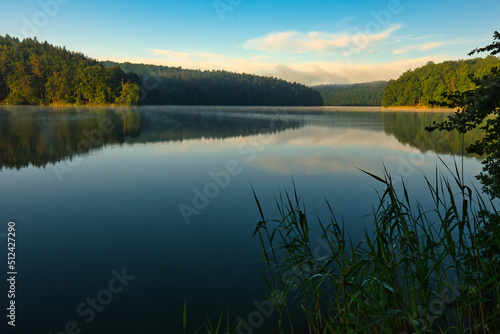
[2,34,499,108]
[0,35,323,106]
[0,35,140,105]
[312,81,387,106]
[382,55,500,107]
[102,61,323,106]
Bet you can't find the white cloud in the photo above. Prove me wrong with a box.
[392,48,408,54]
[419,42,443,51]
[150,49,190,59]
[242,23,403,54]
[198,52,228,60]
[392,41,444,55]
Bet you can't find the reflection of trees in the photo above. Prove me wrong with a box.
[0,107,129,169]
[382,112,484,157]
[0,107,304,170]
[127,108,303,144]
[1,108,483,171]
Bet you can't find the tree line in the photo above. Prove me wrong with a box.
[312,81,387,106]
[102,61,324,106]
[0,35,140,105]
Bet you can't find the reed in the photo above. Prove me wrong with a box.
[182,300,240,334]
[253,163,500,333]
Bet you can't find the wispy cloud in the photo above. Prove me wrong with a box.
[242,24,403,54]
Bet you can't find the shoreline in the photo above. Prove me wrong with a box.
[316,106,455,112]
[0,104,457,113]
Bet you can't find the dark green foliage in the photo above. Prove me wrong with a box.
[313,81,387,106]
[382,56,500,107]
[102,61,324,106]
[0,34,139,105]
[426,31,500,199]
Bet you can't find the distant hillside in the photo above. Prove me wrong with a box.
[312,81,387,106]
[102,61,323,106]
[382,56,500,107]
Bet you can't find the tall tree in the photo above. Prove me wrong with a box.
[426,31,500,198]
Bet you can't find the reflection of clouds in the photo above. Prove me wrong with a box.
[155,126,422,155]
[258,126,422,152]
[154,137,239,155]
[251,154,356,175]
[152,125,425,176]
[244,127,424,176]
[384,154,429,167]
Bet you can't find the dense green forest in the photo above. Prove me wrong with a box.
[0,35,322,106]
[312,81,387,106]
[3,34,499,108]
[382,56,500,107]
[102,61,323,106]
[0,35,140,105]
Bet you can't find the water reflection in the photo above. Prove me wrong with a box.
[0,106,482,171]
[0,106,486,334]
[382,112,484,156]
[0,106,305,169]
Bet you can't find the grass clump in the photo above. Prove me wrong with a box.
[252,165,500,333]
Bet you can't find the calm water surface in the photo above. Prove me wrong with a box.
[0,106,484,333]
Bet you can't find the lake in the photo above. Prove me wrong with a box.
[0,105,484,333]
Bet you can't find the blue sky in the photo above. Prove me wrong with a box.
[1,0,499,85]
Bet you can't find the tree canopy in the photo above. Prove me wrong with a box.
[426,31,500,198]
[0,35,140,105]
[382,55,500,107]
